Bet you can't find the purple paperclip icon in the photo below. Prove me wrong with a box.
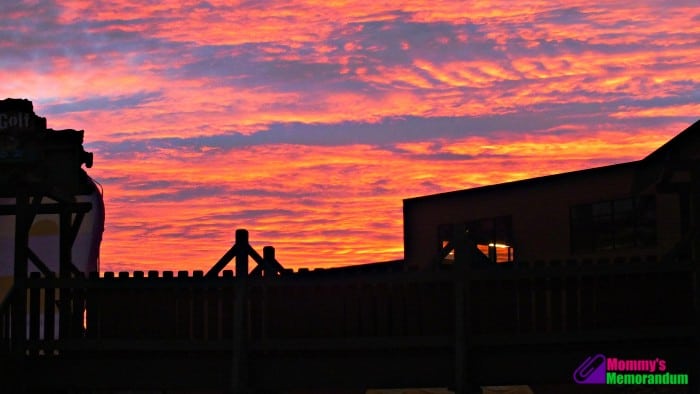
[573,354,606,384]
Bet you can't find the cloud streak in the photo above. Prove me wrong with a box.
[4,0,698,271]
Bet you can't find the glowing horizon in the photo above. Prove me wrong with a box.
[4,1,698,272]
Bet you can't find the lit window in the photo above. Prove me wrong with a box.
[442,240,455,261]
[477,242,515,264]
[438,216,515,264]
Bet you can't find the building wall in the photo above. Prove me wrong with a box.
[403,163,682,269]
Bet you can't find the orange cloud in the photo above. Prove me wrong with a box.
[4,0,697,273]
[86,125,680,273]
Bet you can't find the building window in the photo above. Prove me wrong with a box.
[570,196,656,253]
[439,216,515,264]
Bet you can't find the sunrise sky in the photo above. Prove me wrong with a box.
[3,0,699,272]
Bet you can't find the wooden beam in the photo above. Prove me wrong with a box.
[68,211,85,245]
[248,245,264,266]
[0,202,92,215]
[206,244,238,277]
[27,248,53,276]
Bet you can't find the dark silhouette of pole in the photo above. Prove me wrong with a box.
[234,229,249,278]
[262,246,275,276]
[691,161,700,392]
[10,190,36,393]
[59,204,71,338]
[232,229,248,392]
[453,223,474,394]
[12,190,29,356]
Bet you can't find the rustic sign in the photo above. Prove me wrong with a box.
[0,112,33,130]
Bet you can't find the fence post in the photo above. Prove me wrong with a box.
[262,246,275,276]
[232,229,249,392]
[13,191,29,356]
[10,190,31,392]
[690,162,700,392]
[235,229,250,279]
[59,203,72,339]
[453,224,475,393]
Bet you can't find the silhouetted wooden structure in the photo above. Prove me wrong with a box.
[0,228,698,392]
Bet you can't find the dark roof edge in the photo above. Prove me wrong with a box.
[643,119,700,162]
[404,120,700,204]
[404,160,639,203]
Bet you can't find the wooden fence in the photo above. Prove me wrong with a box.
[0,255,697,391]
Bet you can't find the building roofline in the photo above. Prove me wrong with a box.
[404,160,639,203]
[642,119,700,162]
[404,120,700,204]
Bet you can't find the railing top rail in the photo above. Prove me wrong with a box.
[13,256,694,291]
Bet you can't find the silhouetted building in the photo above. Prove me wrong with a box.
[403,120,700,270]
[0,98,104,300]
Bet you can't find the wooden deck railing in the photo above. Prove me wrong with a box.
[1,256,695,357]
[1,245,697,393]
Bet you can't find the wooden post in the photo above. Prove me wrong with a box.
[260,247,276,342]
[45,272,56,344]
[690,161,700,393]
[10,190,31,393]
[13,190,29,355]
[235,229,249,278]
[28,272,40,356]
[262,246,275,276]
[232,229,249,392]
[59,204,72,339]
[453,224,474,393]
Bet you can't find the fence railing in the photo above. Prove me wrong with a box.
[0,255,695,358]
